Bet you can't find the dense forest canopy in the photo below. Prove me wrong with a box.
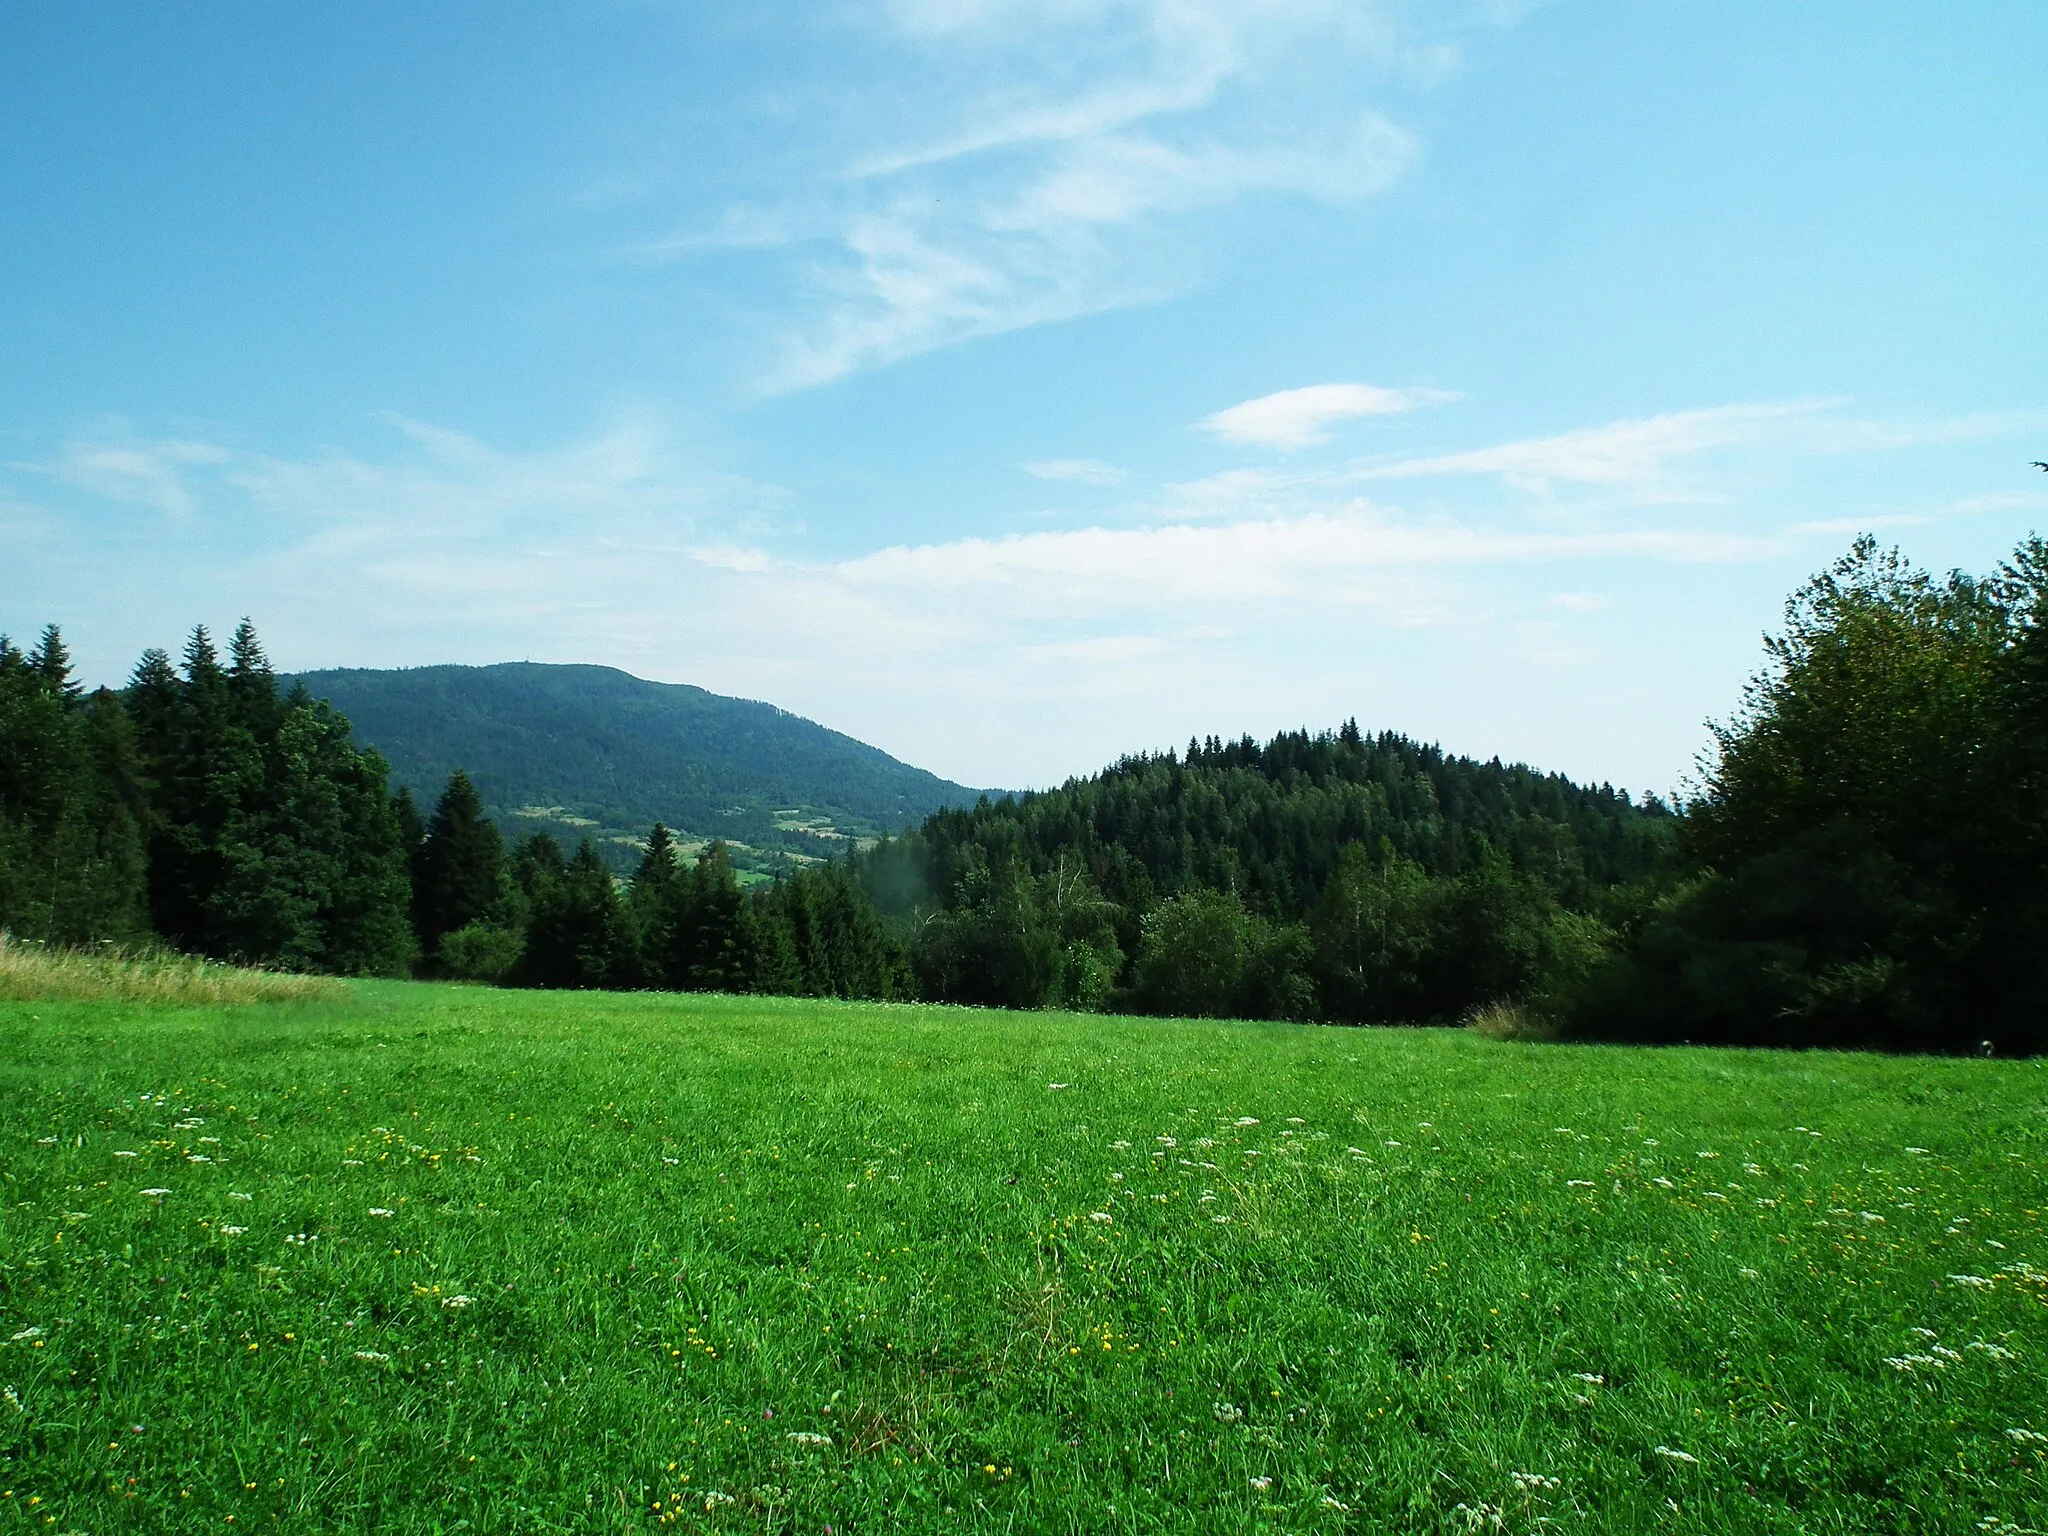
[287,663,985,873]
[4,528,2044,1054]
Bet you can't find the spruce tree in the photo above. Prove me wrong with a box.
[0,630,149,944]
[628,823,685,984]
[513,838,634,988]
[413,771,504,961]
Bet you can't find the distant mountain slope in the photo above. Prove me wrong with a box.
[288,663,986,871]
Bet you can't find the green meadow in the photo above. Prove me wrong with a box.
[2,986,2044,1534]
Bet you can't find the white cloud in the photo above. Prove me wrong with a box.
[1024,458,1129,485]
[1200,382,1458,449]
[1365,400,1831,488]
[1547,592,1607,613]
[38,436,231,517]
[673,1,1490,388]
[16,394,2037,792]
[835,508,1765,615]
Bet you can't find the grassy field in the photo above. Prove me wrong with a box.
[2,985,2044,1534]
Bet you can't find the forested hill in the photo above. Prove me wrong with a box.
[885,725,1676,919]
[855,723,1682,1022]
[287,663,984,871]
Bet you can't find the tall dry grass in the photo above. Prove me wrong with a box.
[1465,998,1561,1042]
[0,934,347,1006]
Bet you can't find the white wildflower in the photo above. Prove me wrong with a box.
[1911,1327,1939,1339]
[352,1350,389,1362]
[229,1191,251,1201]
[1235,1117,1259,1127]
[703,1491,734,1509]
[368,1208,394,1218]
[1653,1446,1698,1465]
[1088,1212,1112,1223]
[1652,1177,1675,1189]
[442,1295,474,1309]
[1949,1274,1995,1289]
[1509,1471,1559,1491]
[113,1150,138,1158]
[186,1154,211,1163]
[1567,1180,1595,1188]
[1110,1140,1130,1150]
[1286,1118,1305,1125]
[2007,1428,2047,1445]
[1249,1476,1272,1491]
[1969,1341,2017,1361]
[1047,1083,1069,1091]
[1213,1401,1243,1423]
[1321,1495,1349,1511]
[1572,1373,1603,1384]
[1906,1147,1929,1155]
[140,1188,171,1197]
[1697,1151,1719,1159]
[1156,1136,1177,1147]
[220,1226,246,1236]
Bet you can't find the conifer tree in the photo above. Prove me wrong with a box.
[0,629,149,944]
[627,823,685,983]
[412,770,504,961]
[513,838,635,988]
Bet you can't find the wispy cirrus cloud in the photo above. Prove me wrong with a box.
[1200,382,1459,449]
[650,1,1510,389]
[14,392,2038,789]
[1362,400,1834,489]
[1023,458,1129,485]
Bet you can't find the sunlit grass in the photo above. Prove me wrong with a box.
[0,936,347,1006]
[1,984,2043,1532]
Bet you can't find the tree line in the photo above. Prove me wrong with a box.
[5,529,2045,1053]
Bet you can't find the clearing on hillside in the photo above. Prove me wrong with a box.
[1,985,2043,1533]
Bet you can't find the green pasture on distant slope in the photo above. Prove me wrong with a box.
[2,986,2045,1534]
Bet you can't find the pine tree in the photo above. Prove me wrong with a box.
[29,626,81,705]
[674,842,754,992]
[513,838,635,988]
[226,618,285,740]
[412,771,504,961]
[0,631,149,944]
[628,823,685,984]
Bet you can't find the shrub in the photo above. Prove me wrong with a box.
[437,921,525,984]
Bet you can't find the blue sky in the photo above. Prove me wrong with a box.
[3,1,2044,793]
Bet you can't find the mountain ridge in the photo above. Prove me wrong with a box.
[287,661,989,873]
